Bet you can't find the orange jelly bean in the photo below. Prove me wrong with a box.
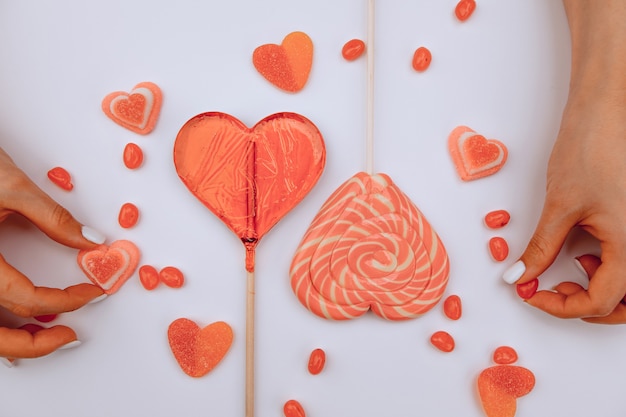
[430,330,455,352]
[160,266,185,288]
[139,265,160,291]
[283,399,306,417]
[342,39,366,61]
[489,237,509,262]
[123,142,144,169]
[307,348,326,375]
[455,0,476,22]
[493,346,518,365]
[412,47,432,72]
[443,295,462,320]
[47,167,73,191]
[516,278,539,300]
[118,202,139,229]
[484,210,510,229]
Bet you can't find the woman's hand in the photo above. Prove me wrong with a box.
[503,0,626,323]
[0,148,106,361]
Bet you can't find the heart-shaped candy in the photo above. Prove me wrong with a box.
[478,365,535,417]
[448,126,507,181]
[102,82,162,134]
[290,172,450,320]
[77,240,140,294]
[253,31,313,93]
[174,112,325,271]
[167,318,233,378]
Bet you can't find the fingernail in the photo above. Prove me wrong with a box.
[0,357,14,368]
[88,293,108,304]
[502,260,526,284]
[81,226,106,245]
[573,257,586,276]
[58,340,81,350]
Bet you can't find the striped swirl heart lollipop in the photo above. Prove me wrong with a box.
[290,172,449,320]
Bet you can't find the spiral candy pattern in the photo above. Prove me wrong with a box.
[290,172,450,320]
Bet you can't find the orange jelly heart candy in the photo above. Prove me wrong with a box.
[168,318,233,378]
[253,31,313,93]
[478,365,535,417]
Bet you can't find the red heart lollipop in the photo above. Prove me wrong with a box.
[174,111,325,416]
[174,112,325,271]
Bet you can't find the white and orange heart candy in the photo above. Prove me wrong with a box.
[448,126,508,181]
[102,81,162,135]
[77,240,140,295]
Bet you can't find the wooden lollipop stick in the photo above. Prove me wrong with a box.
[246,268,255,417]
[366,0,376,175]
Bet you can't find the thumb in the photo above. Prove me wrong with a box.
[502,201,578,285]
[16,191,106,250]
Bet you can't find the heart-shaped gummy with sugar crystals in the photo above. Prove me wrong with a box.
[173,112,325,271]
[478,365,535,417]
[253,31,313,93]
[102,81,162,135]
[167,318,233,378]
[448,125,508,181]
[77,240,140,294]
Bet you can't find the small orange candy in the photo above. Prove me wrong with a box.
[160,266,185,288]
[283,399,306,417]
[123,143,144,169]
[118,202,139,229]
[412,47,432,72]
[443,295,462,320]
[307,348,326,375]
[455,0,476,22]
[484,210,510,229]
[342,39,366,61]
[489,237,509,262]
[139,265,160,291]
[430,330,455,352]
[47,167,73,191]
[493,346,518,365]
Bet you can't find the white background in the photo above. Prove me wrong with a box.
[1,1,624,416]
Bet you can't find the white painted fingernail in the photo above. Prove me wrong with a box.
[573,257,586,276]
[0,357,14,368]
[502,260,526,284]
[88,293,108,304]
[81,226,106,245]
[58,340,81,350]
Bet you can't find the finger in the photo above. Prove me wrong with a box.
[0,154,106,249]
[13,189,106,250]
[526,262,626,319]
[0,255,105,317]
[502,200,579,285]
[572,254,626,324]
[553,281,585,296]
[582,304,626,324]
[0,325,78,359]
[573,254,602,278]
